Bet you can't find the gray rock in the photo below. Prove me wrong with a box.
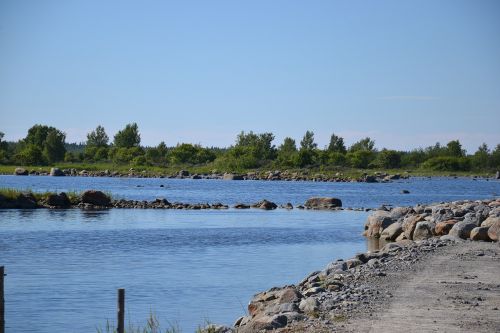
[299,297,319,313]
[470,227,491,241]
[14,167,28,176]
[413,221,434,241]
[50,167,65,176]
[448,220,477,239]
[223,173,244,180]
[380,222,403,241]
[304,197,342,209]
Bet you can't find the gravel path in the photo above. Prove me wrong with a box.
[346,241,500,333]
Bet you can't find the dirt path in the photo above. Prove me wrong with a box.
[347,241,500,333]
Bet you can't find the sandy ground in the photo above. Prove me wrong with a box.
[344,241,500,333]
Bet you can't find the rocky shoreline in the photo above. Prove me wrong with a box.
[199,198,500,333]
[11,166,414,183]
[0,191,355,211]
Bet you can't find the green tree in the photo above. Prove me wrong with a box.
[276,137,297,167]
[20,125,66,164]
[375,149,402,169]
[327,133,346,153]
[114,123,141,148]
[300,131,317,150]
[349,137,375,152]
[16,144,45,165]
[43,130,66,163]
[0,132,9,163]
[446,140,465,157]
[490,144,500,169]
[86,125,109,148]
[471,143,490,170]
[347,150,375,168]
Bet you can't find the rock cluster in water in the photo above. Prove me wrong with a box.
[12,167,412,183]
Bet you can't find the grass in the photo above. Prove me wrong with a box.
[0,188,109,204]
[96,313,181,333]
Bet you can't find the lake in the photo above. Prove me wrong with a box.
[0,176,498,332]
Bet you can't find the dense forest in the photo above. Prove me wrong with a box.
[0,124,499,172]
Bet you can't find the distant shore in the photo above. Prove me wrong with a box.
[2,164,499,183]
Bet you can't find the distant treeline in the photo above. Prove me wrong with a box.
[0,124,499,172]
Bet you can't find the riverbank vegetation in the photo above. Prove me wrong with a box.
[1,124,499,175]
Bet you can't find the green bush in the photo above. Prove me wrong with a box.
[421,156,471,171]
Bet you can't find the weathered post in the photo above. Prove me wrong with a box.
[1,266,4,333]
[117,288,125,333]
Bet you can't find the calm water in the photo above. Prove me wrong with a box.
[0,176,499,332]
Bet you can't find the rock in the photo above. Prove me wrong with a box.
[435,220,458,236]
[248,287,301,317]
[365,175,378,183]
[496,171,500,179]
[198,324,233,333]
[481,216,500,228]
[487,219,500,241]
[448,220,476,239]
[246,314,288,331]
[46,192,71,207]
[223,173,244,180]
[470,227,491,241]
[381,242,402,253]
[324,260,347,274]
[80,190,111,206]
[50,167,65,176]
[413,221,434,241]
[401,190,410,194]
[178,170,189,177]
[440,234,464,242]
[402,214,426,239]
[15,193,37,209]
[345,258,363,269]
[299,297,319,313]
[252,199,277,210]
[380,222,403,241]
[14,167,28,176]
[234,203,250,209]
[364,211,394,238]
[304,197,342,209]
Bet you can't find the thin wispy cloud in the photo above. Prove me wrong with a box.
[377,96,439,101]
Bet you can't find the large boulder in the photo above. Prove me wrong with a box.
[304,197,342,209]
[481,216,500,228]
[470,227,491,241]
[251,199,277,210]
[46,192,71,207]
[80,190,111,206]
[364,211,394,238]
[50,167,65,176]
[402,214,426,239]
[487,219,500,242]
[413,221,434,241]
[223,173,244,180]
[14,167,29,176]
[15,193,37,209]
[434,220,458,236]
[380,222,403,241]
[248,287,301,318]
[448,221,476,239]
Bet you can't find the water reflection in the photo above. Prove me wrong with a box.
[81,209,110,222]
[365,237,389,252]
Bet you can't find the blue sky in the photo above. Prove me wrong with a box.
[1,0,499,152]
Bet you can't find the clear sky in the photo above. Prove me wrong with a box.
[1,0,499,153]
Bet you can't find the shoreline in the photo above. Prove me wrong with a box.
[200,198,500,333]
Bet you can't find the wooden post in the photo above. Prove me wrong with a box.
[1,266,4,333]
[117,288,125,333]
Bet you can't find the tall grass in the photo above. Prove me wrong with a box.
[96,313,181,333]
